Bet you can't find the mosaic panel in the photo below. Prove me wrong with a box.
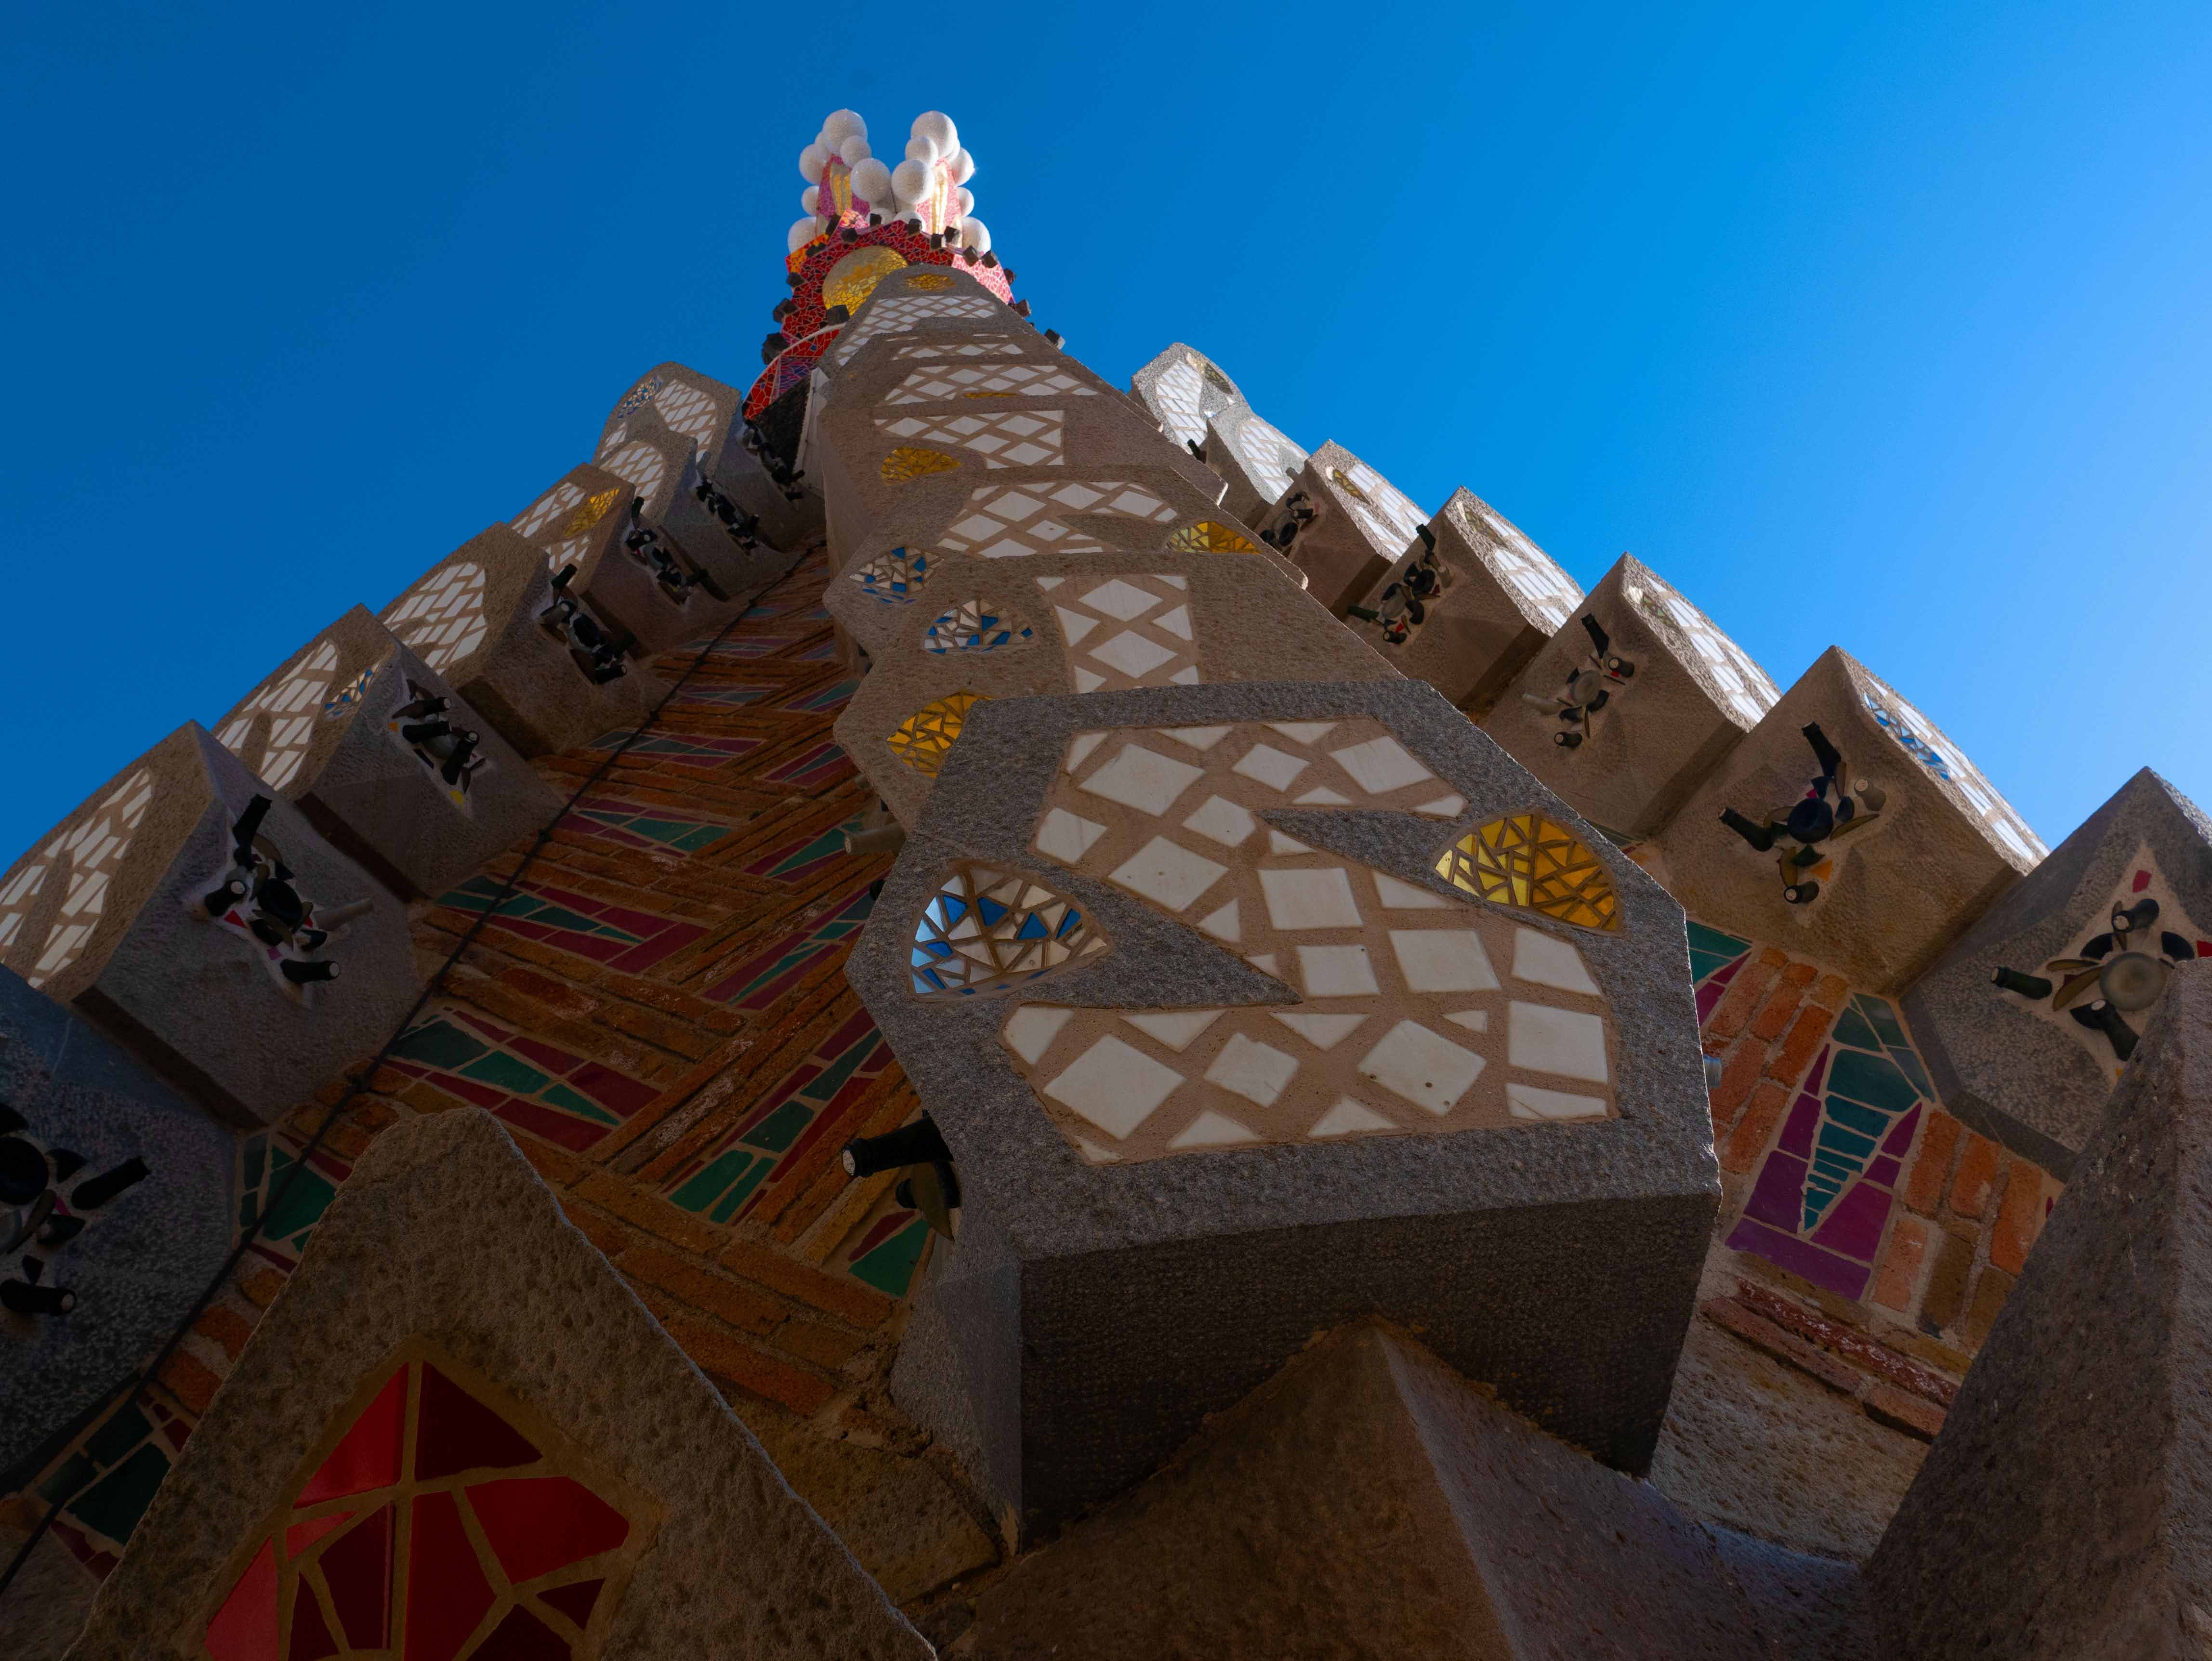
[1035,573,1201,692]
[561,797,733,855]
[587,728,761,768]
[882,363,1095,404]
[829,290,1002,366]
[0,766,156,988]
[876,408,1064,468]
[848,548,931,604]
[1444,494,1580,630]
[833,1190,931,1298]
[1164,520,1257,554]
[909,864,1104,996]
[203,1346,655,1661]
[922,600,1037,655]
[1859,671,2044,864]
[887,692,984,777]
[779,676,862,713]
[1002,720,1621,1161]
[934,481,1178,561]
[758,738,855,791]
[32,1392,194,1574]
[663,1008,894,1222]
[1624,569,1778,728]
[1435,814,1620,931]
[435,874,706,973]
[879,446,961,484]
[704,883,877,1009]
[382,563,488,672]
[236,1131,346,1268]
[1687,921,1755,1023]
[597,439,672,516]
[216,641,342,792]
[1325,455,1424,555]
[1220,414,1306,501]
[1725,991,1936,1300]
[740,818,866,883]
[384,1009,658,1152]
[893,337,1025,360]
[1145,356,1208,451]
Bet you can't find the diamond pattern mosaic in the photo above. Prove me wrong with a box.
[830,290,1001,366]
[934,481,1178,560]
[216,640,341,792]
[1035,572,1200,692]
[887,691,985,777]
[894,337,1025,360]
[882,363,1096,404]
[877,409,1064,468]
[923,600,1036,654]
[909,864,1105,996]
[1436,815,1620,932]
[1325,454,1423,554]
[383,562,489,672]
[1002,719,1619,1161]
[0,766,156,989]
[1444,495,1581,631]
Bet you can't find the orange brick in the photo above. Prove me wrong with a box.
[1808,973,1849,1011]
[1705,956,1781,1040]
[239,1267,290,1309]
[655,1308,835,1417]
[194,1305,255,1360]
[496,963,601,1018]
[718,1236,894,1331]
[1948,1132,2001,1220]
[775,1317,868,1371]
[1757,946,1790,968]
[572,1171,724,1256]
[159,1351,222,1415]
[620,1243,785,1337]
[513,1133,585,1188]
[1869,1214,1931,1312]
[1965,1265,2014,1346]
[558,1197,637,1260]
[1709,1042,1770,1125]
[1864,1384,1945,1442]
[1990,1159,2049,1274]
[1901,1111,1962,1215]
[1703,1298,1862,1396]
[1722,1081,1792,1173]
[353,1098,399,1132]
[1765,1004,1836,1086]
[1748,981,1805,1043]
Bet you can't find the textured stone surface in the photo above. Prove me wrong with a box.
[1865,964,2212,1659]
[1903,767,2212,1175]
[1344,486,1583,716]
[851,677,1715,1534]
[1484,554,1778,839]
[968,1323,1769,1661]
[0,969,235,1488]
[1706,1525,1872,1661]
[63,1108,931,1661]
[0,1526,100,1661]
[1128,342,1309,526]
[1258,439,1429,615]
[0,724,421,1126]
[1651,648,2035,993]
[379,524,664,758]
[212,604,562,900]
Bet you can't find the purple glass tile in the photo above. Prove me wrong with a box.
[1776,1090,1823,1159]
[1744,1150,1808,1232]
[1881,1103,1923,1156]
[1808,1178,1894,1263]
[1866,1155,1902,1187]
[569,1063,659,1117]
[1695,977,1731,1025]
[1725,1216,1873,1300]
[1800,1046,1830,1098]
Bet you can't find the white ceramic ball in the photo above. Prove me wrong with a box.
[953,186,974,218]
[821,108,866,144]
[788,217,822,253]
[801,185,819,214]
[911,110,958,158]
[798,143,829,182]
[950,147,975,184]
[849,158,893,205]
[891,158,933,204]
[904,134,937,164]
[960,218,991,254]
[838,134,871,166]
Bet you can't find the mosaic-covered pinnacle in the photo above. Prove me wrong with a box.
[792,108,985,253]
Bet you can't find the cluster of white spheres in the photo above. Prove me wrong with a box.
[787,109,987,254]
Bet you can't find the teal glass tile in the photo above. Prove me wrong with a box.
[708,1159,770,1222]
[261,1154,338,1243]
[742,1097,816,1154]
[84,1403,153,1469]
[1826,1048,1921,1114]
[671,1149,752,1214]
[1888,1043,1935,1099]
[392,1021,491,1068]
[66,1444,171,1543]
[1815,1124,1878,1160]
[1853,993,1910,1049]
[1823,1098,1894,1139]
[1830,1005,1883,1052]
[458,1050,554,1094]
[849,1219,929,1297]
[36,1451,96,1506]
[540,1083,620,1125]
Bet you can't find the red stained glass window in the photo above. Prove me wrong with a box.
[204,1352,650,1661]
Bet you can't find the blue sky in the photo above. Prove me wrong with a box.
[4,1,2208,863]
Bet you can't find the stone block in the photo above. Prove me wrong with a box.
[1255,439,1430,614]
[1865,965,2212,1659]
[62,1109,930,1660]
[845,678,1715,1534]
[0,968,235,1491]
[1646,648,2039,993]
[1130,343,1311,525]
[0,725,420,1126]
[211,605,562,900]
[1902,767,2212,1176]
[378,524,663,758]
[1344,486,1584,714]
[826,546,1397,827]
[968,1323,1771,1660]
[1484,554,1780,839]
[510,461,746,655]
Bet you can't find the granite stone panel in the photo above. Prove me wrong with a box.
[1255,440,1429,615]
[1129,342,1310,526]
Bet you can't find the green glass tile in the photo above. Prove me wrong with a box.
[240,1137,265,1193]
[1830,1005,1883,1052]
[1685,922,1752,980]
[1889,1043,1935,1099]
[66,1444,170,1544]
[261,1155,338,1243]
[708,1159,770,1223]
[1826,1047,1921,1114]
[458,1050,553,1094]
[671,1149,753,1214]
[239,1191,260,1230]
[529,903,634,940]
[84,1403,153,1469]
[802,1037,881,1106]
[849,1219,929,1298]
[742,1097,816,1154]
[674,826,728,852]
[1815,1124,1878,1160]
[1823,1098,1894,1139]
[629,817,694,843]
[1852,993,1910,1049]
[540,1083,620,1125]
[37,1451,96,1506]
[390,1020,489,1068]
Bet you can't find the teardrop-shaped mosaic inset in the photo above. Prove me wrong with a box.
[880,446,961,484]
[1164,520,1257,554]
[849,548,930,605]
[923,601,1035,655]
[911,865,1106,996]
[887,691,985,777]
[1436,814,1619,931]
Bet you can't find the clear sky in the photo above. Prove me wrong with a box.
[5,1,2208,865]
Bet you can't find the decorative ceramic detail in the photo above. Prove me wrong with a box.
[1718,722,1890,907]
[1435,815,1619,931]
[909,864,1106,996]
[887,692,985,777]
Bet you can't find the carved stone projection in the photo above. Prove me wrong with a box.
[1902,767,2208,1176]
[1485,554,1780,840]
[65,1109,932,1661]
[0,967,233,1488]
[1865,967,2212,1660]
[510,461,749,656]
[826,545,1397,827]
[1648,647,2041,994]
[1256,440,1431,616]
[597,362,811,588]
[970,1324,1773,1661]
[1130,343,1311,526]
[1346,486,1584,716]
[378,526,662,758]
[0,725,419,1126]
[845,679,1714,1537]
[211,605,562,900]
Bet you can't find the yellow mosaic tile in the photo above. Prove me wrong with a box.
[824,245,908,313]
[1436,814,1619,931]
[906,271,956,291]
[1166,520,1258,554]
[880,447,961,484]
[564,487,623,537]
[887,691,985,777]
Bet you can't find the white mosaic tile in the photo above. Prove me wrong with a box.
[1389,929,1501,993]
[1258,867,1363,931]
[1508,1002,1609,1083]
[1357,1021,1485,1116]
[1511,926,1601,995]
[1298,944,1379,998]
[1080,745,1204,817]
[1044,1034,1184,1138]
[1108,836,1227,911]
[1506,1081,1609,1121]
[1203,1032,1300,1107]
